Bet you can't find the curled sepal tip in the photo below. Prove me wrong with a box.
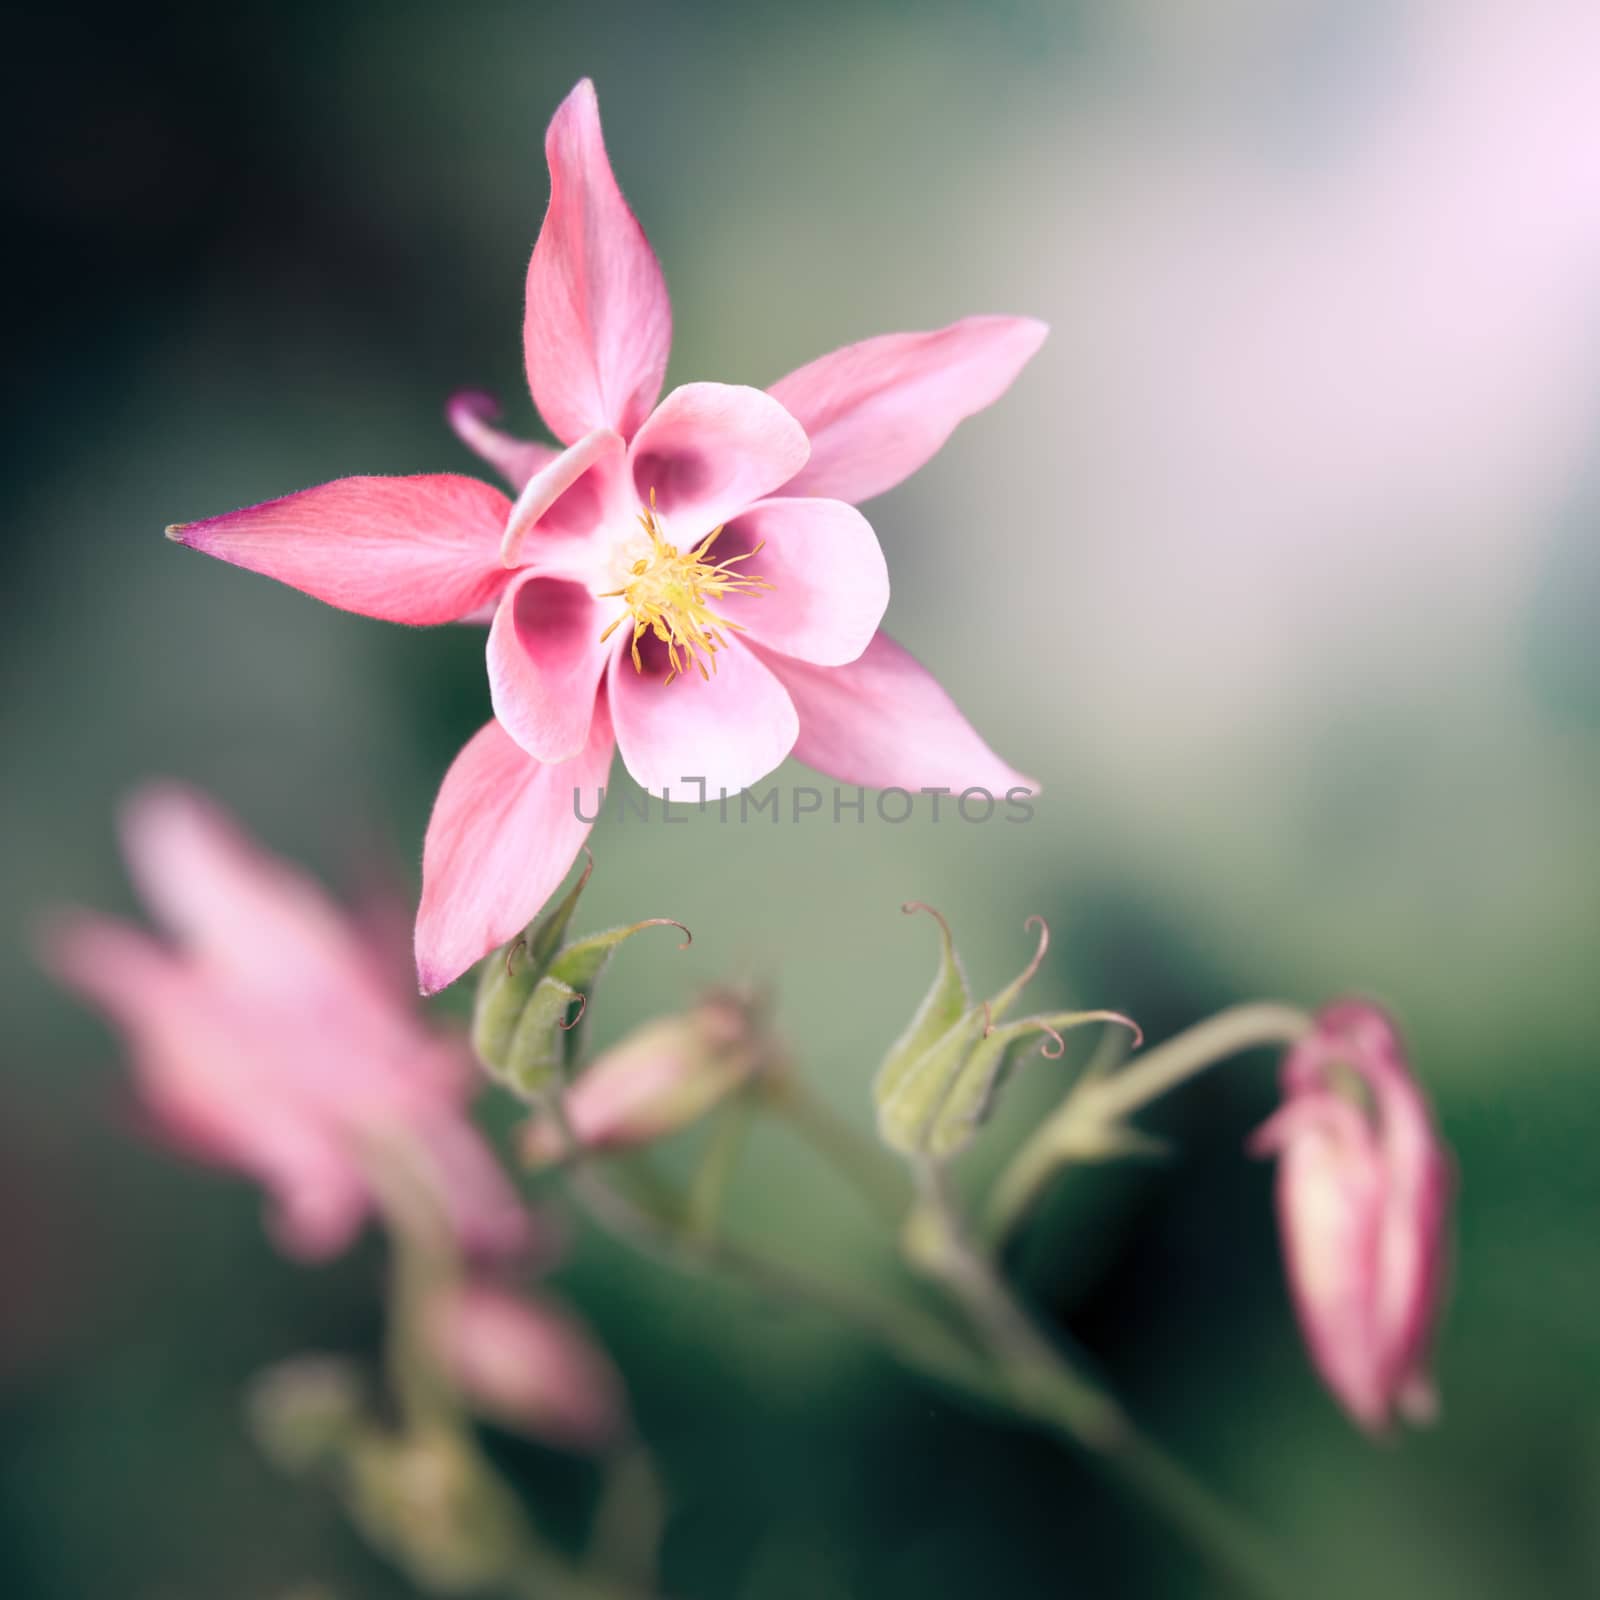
[625,917,692,951]
[545,916,693,997]
[985,914,1051,1029]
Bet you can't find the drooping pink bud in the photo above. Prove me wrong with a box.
[428,1282,626,1451]
[521,988,769,1164]
[1250,1001,1452,1432]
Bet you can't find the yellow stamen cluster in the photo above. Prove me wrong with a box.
[598,491,772,685]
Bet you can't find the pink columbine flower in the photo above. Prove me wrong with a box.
[428,1280,626,1451]
[42,785,530,1262]
[1250,1002,1452,1432]
[167,78,1044,994]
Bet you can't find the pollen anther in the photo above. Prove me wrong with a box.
[598,490,772,685]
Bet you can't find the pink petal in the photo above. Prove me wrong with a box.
[412,1116,535,1261]
[500,426,628,570]
[1272,1110,1390,1430]
[446,391,559,493]
[1285,1001,1453,1419]
[769,316,1048,503]
[415,707,615,995]
[715,496,888,666]
[608,635,797,796]
[116,785,392,1009]
[431,1283,626,1449]
[525,78,671,446]
[44,908,372,1256]
[754,631,1035,796]
[168,475,513,625]
[265,1165,372,1262]
[38,909,184,1038]
[627,383,810,540]
[525,1034,695,1159]
[486,573,609,763]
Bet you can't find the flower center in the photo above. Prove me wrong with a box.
[597,491,772,686]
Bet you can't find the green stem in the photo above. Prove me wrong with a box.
[363,1137,659,1600]
[567,1153,991,1395]
[912,1161,1125,1446]
[586,1442,667,1593]
[684,1095,755,1242]
[988,1002,1314,1246]
[565,1140,1296,1597]
[1081,1003,1314,1124]
[502,1548,652,1600]
[360,1135,462,1433]
[537,1081,991,1395]
[764,1073,911,1226]
[539,1069,1301,1597]
[911,1159,1296,1600]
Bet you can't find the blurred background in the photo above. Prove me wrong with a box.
[5,0,1599,1594]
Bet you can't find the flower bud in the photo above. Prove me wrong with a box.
[876,904,1138,1160]
[522,989,768,1163]
[471,854,690,1100]
[345,1427,528,1593]
[1251,1001,1452,1432]
[247,1356,368,1475]
[427,1281,626,1451]
[250,1361,533,1592]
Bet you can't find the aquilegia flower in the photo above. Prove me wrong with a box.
[42,785,529,1261]
[167,79,1044,993]
[1250,1001,1452,1432]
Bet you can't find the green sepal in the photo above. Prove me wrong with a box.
[925,1021,1037,1159]
[469,843,690,1090]
[545,918,690,1065]
[483,975,581,1101]
[470,854,594,1069]
[928,1009,1132,1159]
[877,1005,987,1154]
[875,903,969,1108]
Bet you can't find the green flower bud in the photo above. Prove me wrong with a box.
[470,853,690,1101]
[875,904,1140,1161]
[247,1356,369,1476]
[470,852,595,1073]
[249,1366,533,1594]
[345,1427,529,1594]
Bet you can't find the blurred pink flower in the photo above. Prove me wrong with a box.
[428,1280,626,1451]
[42,785,530,1263]
[167,77,1042,993]
[522,990,766,1165]
[1250,1002,1452,1432]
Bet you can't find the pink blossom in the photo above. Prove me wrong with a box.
[42,785,530,1262]
[428,1280,626,1451]
[167,78,1043,993]
[1250,1002,1452,1432]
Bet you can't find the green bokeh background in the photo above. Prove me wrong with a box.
[5,2,1598,1595]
